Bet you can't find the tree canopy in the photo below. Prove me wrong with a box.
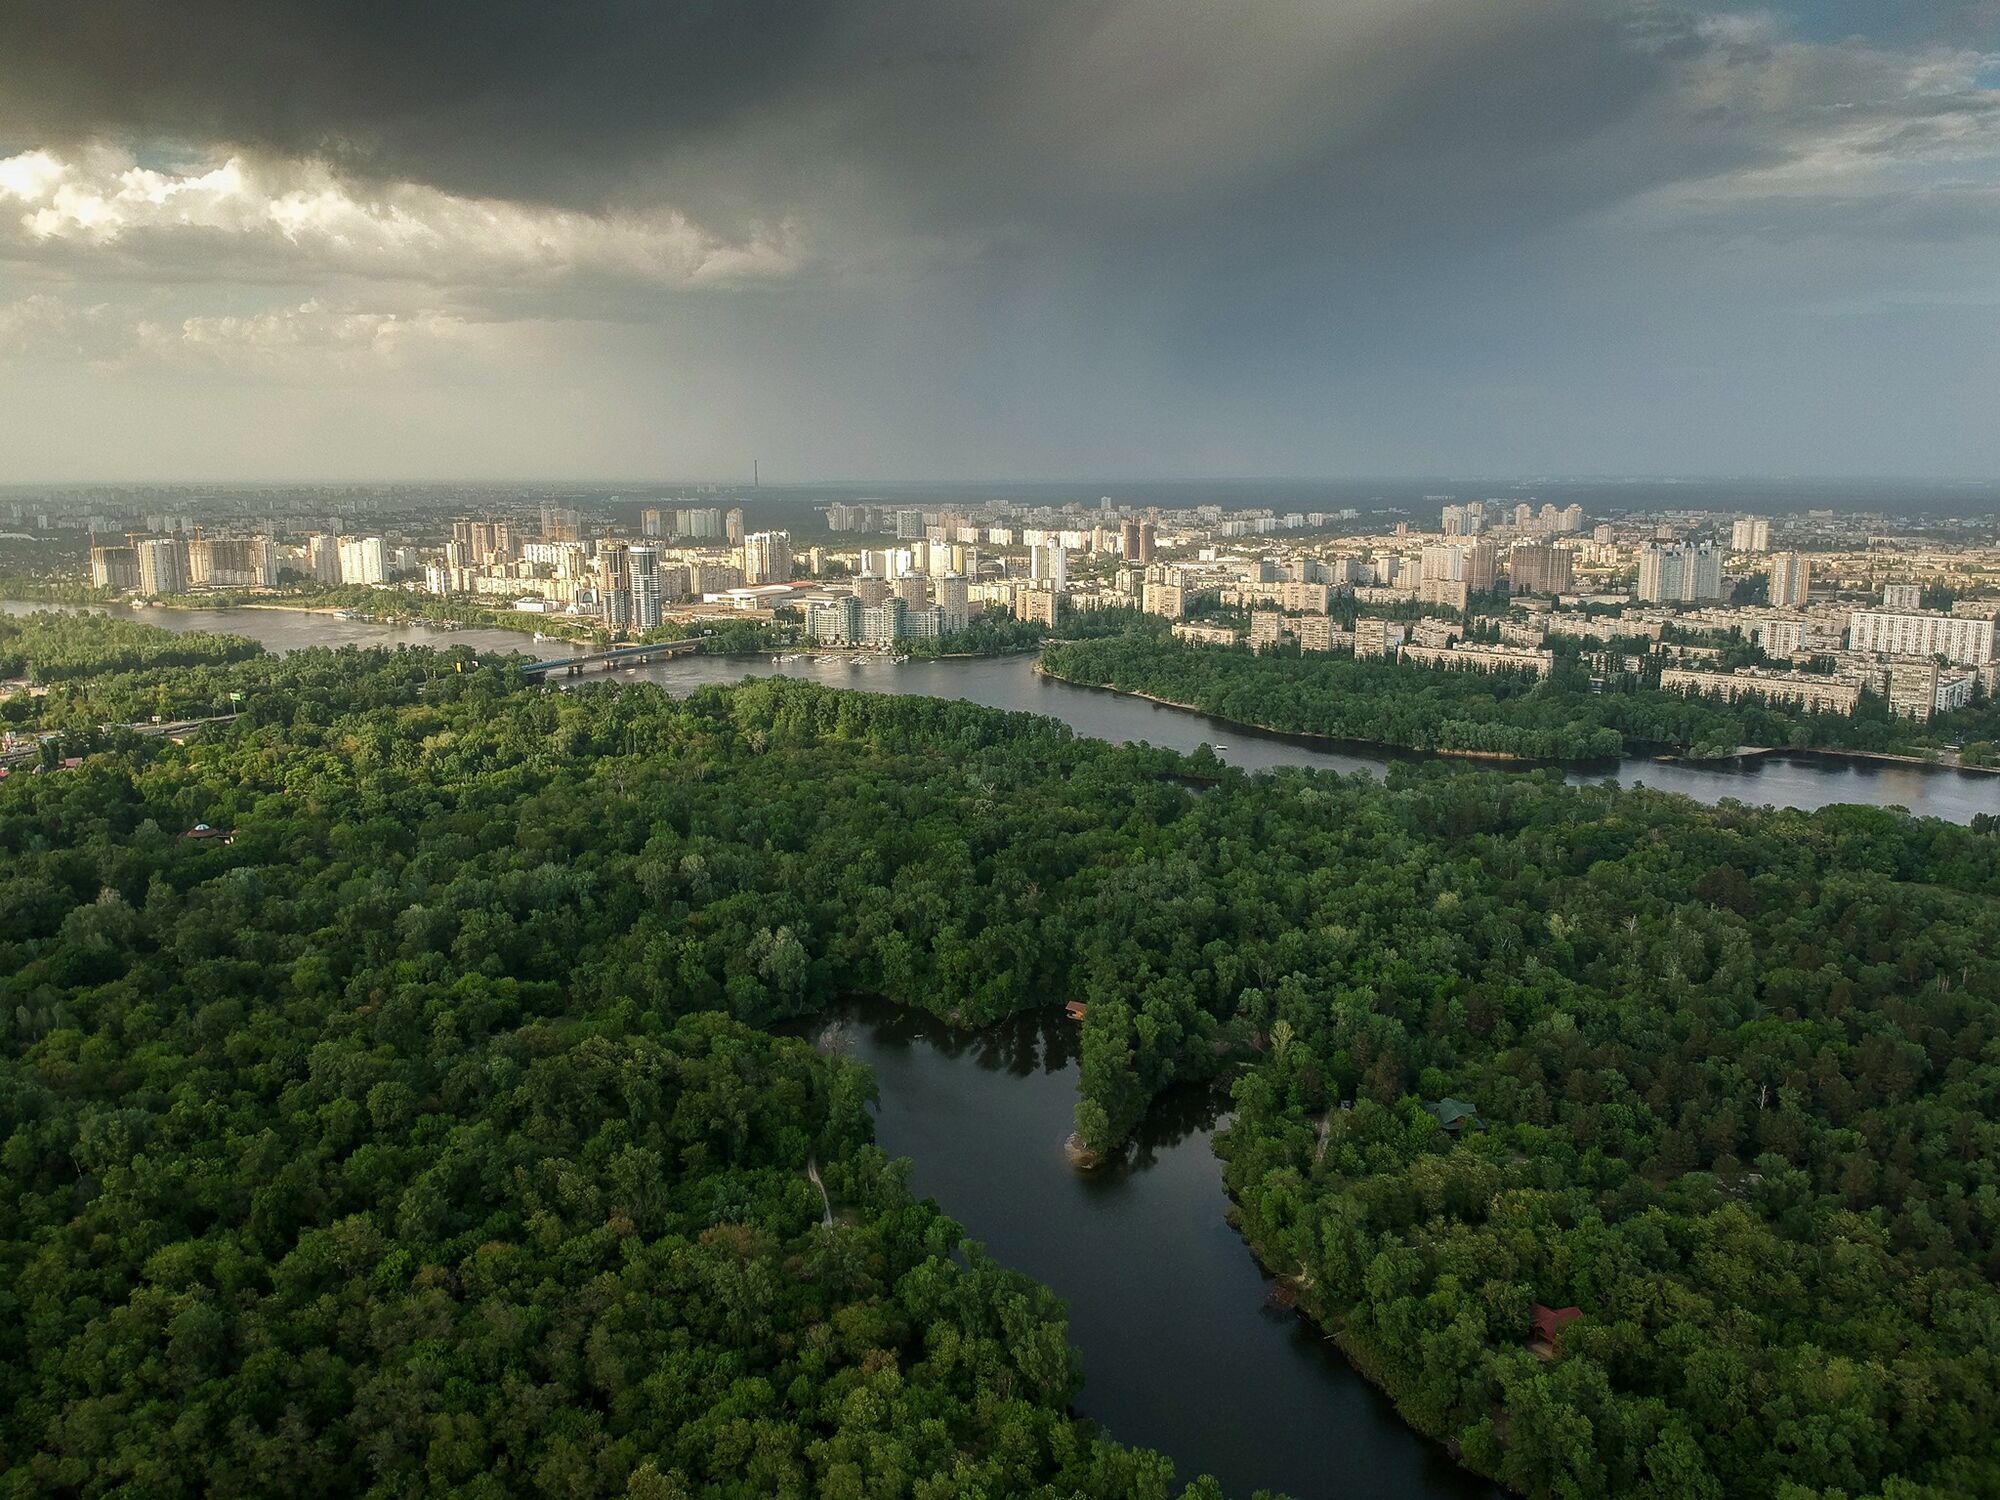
[3,617,1998,1499]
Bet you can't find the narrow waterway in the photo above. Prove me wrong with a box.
[9,600,1992,822]
[607,650,1999,825]
[830,1000,1500,1500]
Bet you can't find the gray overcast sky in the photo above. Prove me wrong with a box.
[1,0,1997,482]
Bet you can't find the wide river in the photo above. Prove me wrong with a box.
[10,601,1997,1496]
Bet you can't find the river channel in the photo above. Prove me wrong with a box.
[10,600,1992,823]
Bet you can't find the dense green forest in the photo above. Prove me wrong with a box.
[2,611,275,743]
[3,620,1998,1497]
[1039,631,2000,762]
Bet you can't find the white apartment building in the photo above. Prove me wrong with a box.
[337,535,386,586]
[1730,518,1772,553]
[1847,610,1994,666]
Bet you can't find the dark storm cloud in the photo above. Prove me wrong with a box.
[0,0,1693,248]
[0,0,845,208]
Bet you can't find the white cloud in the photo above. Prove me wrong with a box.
[0,292,127,362]
[1616,36,2000,224]
[133,299,483,372]
[0,291,492,377]
[0,144,802,290]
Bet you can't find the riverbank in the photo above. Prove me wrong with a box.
[1033,660,1545,765]
[1224,1195,1512,1495]
[1039,659,2000,784]
[828,997,1503,1500]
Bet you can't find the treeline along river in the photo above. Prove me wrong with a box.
[13,601,1989,824]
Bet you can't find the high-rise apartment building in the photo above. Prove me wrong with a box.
[1419,541,1496,593]
[598,541,631,627]
[725,508,745,545]
[306,533,342,585]
[937,572,969,632]
[1464,540,1497,594]
[452,520,513,566]
[337,536,386,586]
[807,596,865,644]
[1508,543,1574,596]
[742,530,793,585]
[187,536,278,589]
[1636,542,1725,604]
[134,537,187,596]
[1882,582,1922,610]
[627,545,663,629]
[1767,552,1810,609]
[640,508,664,538]
[1014,588,1059,627]
[1730,517,1772,553]
[1030,544,1068,590]
[90,544,140,591]
[863,597,907,644]
[1141,579,1185,618]
[1441,502,1486,536]
[691,563,744,594]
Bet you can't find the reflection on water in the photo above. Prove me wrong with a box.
[833,999,1501,1500]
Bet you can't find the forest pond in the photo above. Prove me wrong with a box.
[824,1000,1502,1500]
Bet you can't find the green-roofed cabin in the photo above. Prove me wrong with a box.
[1426,1098,1482,1133]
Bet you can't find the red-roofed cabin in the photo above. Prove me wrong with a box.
[1064,1001,1088,1023]
[1529,1304,1581,1359]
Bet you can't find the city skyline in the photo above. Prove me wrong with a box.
[3,1,1999,482]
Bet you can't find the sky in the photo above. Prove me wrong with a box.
[1,0,1997,483]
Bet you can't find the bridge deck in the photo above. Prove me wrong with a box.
[520,639,707,675]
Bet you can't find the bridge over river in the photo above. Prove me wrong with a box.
[516,638,707,678]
